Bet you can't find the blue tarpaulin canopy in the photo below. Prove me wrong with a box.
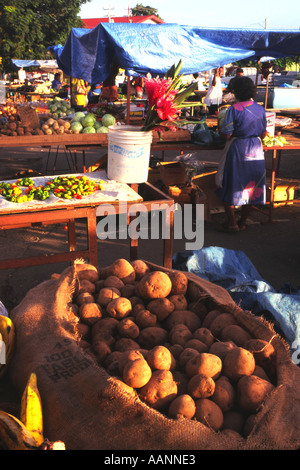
[48,23,300,84]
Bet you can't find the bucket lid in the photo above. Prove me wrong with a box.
[108,124,153,141]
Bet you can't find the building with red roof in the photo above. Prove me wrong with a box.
[82,15,165,29]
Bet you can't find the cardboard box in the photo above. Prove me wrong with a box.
[268,184,295,206]
[191,171,224,221]
[266,111,276,137]
[168,185,194,206]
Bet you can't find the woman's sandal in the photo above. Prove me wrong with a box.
[217,222,239,233]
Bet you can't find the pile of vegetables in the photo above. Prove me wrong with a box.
[0,175,104,203]
[47,97,75,119]
[74,258,277,436]
[263,134,289,147]
[70,112,116,134]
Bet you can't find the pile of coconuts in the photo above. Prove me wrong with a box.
[71,258,277,438]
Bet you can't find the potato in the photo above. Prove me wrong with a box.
[185,353,222,380]
[97,287,120,307]
[104,275,125,290]
[184,339,208,353]
[92,317,119,340]
[76,292,95,306]
[168,294,188,311]
[139,370,177,410]
[244,339,276,374]
[209,313,237,338]
[106,297,132,319]
[168,271,188,295]
[222,410,246,434]
[221,324,252,347]
[237,375,275,413]
[135,309,157,329]
[165,310,201,333]
[78,302,103,326]
[195,398,223,431]
[168,394,196,420]
[187,374,215,399]
[130,260,150,280]
[222,347,255,382]
[202,310,222,329]
[211,376,236,412]
[76,278,96,296]
[129,296,144,308]
[120,284,136,299]
[114,338,140,352]
[209,341,237,361]
[147,298,175,321]
[93,340,111,363]
[179,348,200,371]
[146,345,174,371]
[103,351,125,376]
[75,263,99,283]
[138,271,172,299]
[107,258,136,284]
[170,324,193,347]
[122,358,152,388]
[253,365,270,382]
[172,370,188,395]
[168,343,184,359]
[76,322,90,341]
[193,328,215,348]
[138,327,169,349]
[188,301,208,322]
[117,318,140,339]
[117,349,147,374]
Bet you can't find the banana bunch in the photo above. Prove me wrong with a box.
[0,372,65,450]
[0,314,15,378]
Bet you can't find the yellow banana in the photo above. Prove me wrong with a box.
[0,315,15,377]
[20,372,44,446]
[0,410,38,450]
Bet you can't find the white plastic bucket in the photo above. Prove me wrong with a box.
[107,125,153,184]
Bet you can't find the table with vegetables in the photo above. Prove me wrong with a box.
[0,171,175,270]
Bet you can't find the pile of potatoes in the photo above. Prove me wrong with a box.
[71,259,277,438]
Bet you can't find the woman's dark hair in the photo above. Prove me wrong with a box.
[230,76,255,101]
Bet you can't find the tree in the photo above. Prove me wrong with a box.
[131,3,162,19]
[0,0,90,73]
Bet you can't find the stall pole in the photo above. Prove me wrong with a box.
[254,58,260,100]
[126,77,130,125]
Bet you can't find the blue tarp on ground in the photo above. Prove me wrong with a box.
[172,247,300,354]
[48,23,300,83]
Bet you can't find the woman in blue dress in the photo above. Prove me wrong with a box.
[216,76,267,232]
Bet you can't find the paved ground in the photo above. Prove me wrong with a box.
[0,139,299,312]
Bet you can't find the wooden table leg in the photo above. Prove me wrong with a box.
[269,148,277,223]
[163,206,174,269]
[86,207,98,267]
[67,219,76,252]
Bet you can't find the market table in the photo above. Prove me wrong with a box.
[0,132,299,224]
[0,171,175,270]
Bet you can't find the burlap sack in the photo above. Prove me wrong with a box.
[9,260,300,450]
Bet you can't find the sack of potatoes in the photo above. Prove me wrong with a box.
[9,258,300,450]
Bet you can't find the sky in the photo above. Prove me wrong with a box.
[80,0,300,30]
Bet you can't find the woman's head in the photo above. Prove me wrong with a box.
[230,76,255,101]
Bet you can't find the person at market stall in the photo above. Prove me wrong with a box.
[100,60,119,102]
[215,76,267,232]
[71,78,91,110]
[131,76,145,98]
[203,67,224,114]
[51,73,62,90]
